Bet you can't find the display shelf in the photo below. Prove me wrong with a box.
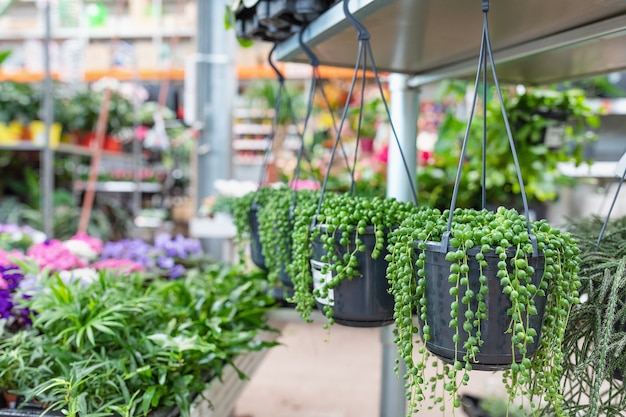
[0,141,45,151]
[234,155,267,165]
[557,161,620,179]
[233,139,272,151]
[0,26,195,41]
[274,0,626,86]
[73,180,162,193]
[56,143,135,160]
[0,141,135,161]
[189,215,237,239]
[232,124,273,136]
[586,98,626,115]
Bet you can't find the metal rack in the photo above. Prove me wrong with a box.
[271,1,626,416]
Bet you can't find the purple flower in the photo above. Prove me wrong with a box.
[154,233,202,259]
[100,239,155,268]
[168,264,186,279]
[0,264,25,321]
[157,256,174,269]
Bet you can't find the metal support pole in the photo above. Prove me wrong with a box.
[381,73,419,417]
[386,73,418,202]
[41,0,54,238]
[195,0,235,259]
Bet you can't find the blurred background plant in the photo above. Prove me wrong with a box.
[417,85,599,212]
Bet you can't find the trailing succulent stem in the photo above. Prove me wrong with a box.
[288,193,419,326]
[232,186,278,264]
[257,188,319,286]
[386,207,581,416]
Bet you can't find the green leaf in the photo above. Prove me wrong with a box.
[141,386,157,415]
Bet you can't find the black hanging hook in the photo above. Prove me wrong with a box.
[268,43,285,84]
[343,0,370,40]
[298,25,319,67]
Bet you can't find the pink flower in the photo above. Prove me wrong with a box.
[0,249,24,268]
[27,240,87,272]
[69,233,103,255]
[91,258,146,274]
[289,179,321,191]
[0,276,7,290]
[374,144,389,164]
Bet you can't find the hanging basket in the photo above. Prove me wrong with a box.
[248,202,267,271]
[248,202,294,288]
[418,240,546,370]
[310,225,394,327]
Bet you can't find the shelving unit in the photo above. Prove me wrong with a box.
[73,180,162,193]
[231,107,302,181]
[270,2,626,416]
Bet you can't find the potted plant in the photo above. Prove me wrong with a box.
[385,205,582,415]
[349,95,383,154]
[0,260,278,417]
[233,185,320,290]
[61,87,133,148]
[417,87,599,213]
[288,192,421,327]
[232,185,281,272]
[551,214,626,416]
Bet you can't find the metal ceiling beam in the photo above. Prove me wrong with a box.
[408,13,626,87]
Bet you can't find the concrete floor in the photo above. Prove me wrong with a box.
[233,312,509,417]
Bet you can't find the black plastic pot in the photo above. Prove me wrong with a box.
[248,203,268,271]
[310,226,394,327]
[248,203,293,288]
[419,241,546,370]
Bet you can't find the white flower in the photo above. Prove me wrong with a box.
[64,240,98,261]
[59,268,99,286]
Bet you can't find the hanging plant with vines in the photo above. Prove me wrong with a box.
[386,206,581,415]
[548,214,626,417]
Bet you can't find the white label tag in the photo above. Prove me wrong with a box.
[310,259,334,306]
[615,151,626,178]
[544,125,565,148]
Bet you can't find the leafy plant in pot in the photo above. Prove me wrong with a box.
[232,185,281,272]
[554,215,626,416]
[384,3,583,414]
[233,186,320,290]
[288,192,421,327]
[386,206,581,414]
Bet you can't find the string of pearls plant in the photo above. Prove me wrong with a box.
[386,206,581,416]
[288,193,420,326]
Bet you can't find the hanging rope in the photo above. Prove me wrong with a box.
[312,0,418,223]
[440,0,538,256]
[596,165,626,246]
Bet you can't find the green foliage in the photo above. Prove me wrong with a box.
[418,87,598,210]
[288,192,421,325]
[232,186,281,263]
[386,206,581,416]
[552,215,626,417]
[0,82,40,124]
[60,87,134,135]
[0,188,132,241]
[241,80,306,126]
[0,264,277,417]
[257,187,319,286]
[349,96,384,139]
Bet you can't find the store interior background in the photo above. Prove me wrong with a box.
[0,1,625,417]
[0,0,624,251]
